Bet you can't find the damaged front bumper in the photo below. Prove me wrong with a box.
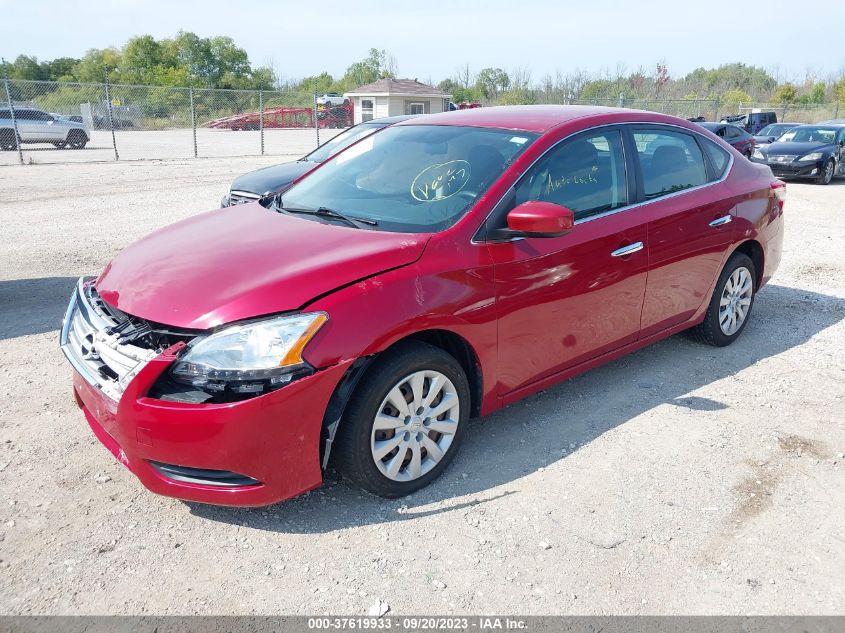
[61,278,349,507]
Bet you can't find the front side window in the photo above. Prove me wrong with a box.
[633,130,707,199]
[280,125,537,233]
[513,130,628,221]
[726,126,741,140]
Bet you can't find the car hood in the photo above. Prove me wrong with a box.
[753,135,777,144]
[96,204,429,330]
[762,141,833,156]
[229,160,316,196]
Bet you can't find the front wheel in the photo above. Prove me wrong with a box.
[0,130,18,151]
[331,341,470,498]
[690,252,756,347]
[816,159,835,185]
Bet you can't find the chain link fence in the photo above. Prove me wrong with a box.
[0,75,338,166]
[2,73,842,167]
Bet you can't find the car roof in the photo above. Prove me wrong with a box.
[395,105,645,133]
[366,114,420,125]
[698,122,722,129]
[793,122,845,128]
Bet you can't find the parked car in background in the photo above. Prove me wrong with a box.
[221,115,417,207]
[722,111,777,135]
[697,122,755,157]
[0,107,89,150]
[751,123,845,184]
[62,105,785,506]
[316,93,347,106]
[754,123,800,145]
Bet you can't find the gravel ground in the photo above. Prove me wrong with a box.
[0,127,334,166]
[0,159,843,615]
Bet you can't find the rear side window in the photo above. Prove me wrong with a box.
[701,138,731,181]
[725,126,741,140]
[0,109,11,120]
[514,129,628,221]
[633,130,707,199]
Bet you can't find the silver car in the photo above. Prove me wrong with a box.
[0,107,89,150]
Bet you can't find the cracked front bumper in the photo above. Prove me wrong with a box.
[70,342,350,507]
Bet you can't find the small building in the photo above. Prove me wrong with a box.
[344,79,451,124]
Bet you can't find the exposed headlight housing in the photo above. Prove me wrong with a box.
[171,312,327,394]
[752,148,765,160]
[798,152,823,162]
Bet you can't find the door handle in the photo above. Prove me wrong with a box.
[611,242,644,257]
[709,215,732,227]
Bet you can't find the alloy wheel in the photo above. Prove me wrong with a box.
[719,266,753,336]
[370,370,460,482]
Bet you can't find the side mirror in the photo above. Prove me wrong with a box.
[506,200,574,238]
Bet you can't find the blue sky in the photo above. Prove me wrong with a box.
[2,0,841,83]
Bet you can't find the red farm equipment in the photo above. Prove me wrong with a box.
[205,102,354,131]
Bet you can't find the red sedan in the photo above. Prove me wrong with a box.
[61,106,785,506]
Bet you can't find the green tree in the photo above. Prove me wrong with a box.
[476,68,509,101]
[721,88,753,107]
[7,55,46,80]
[341,48,396,90]
[73,48,122,82]
[772,83,798,104]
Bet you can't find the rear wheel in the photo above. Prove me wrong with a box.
[816,159,835,185]
[0,129,18,151]
[690,252,756,347]
[67,130,87,149]
[332,341,470,498]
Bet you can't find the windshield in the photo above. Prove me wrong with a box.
[789,127,837,143]
[759,124,788,136]
[305,123,383,163]
[280,125,538,233]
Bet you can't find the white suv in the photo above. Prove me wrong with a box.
[316,93,348,106]
[0,107,90,150]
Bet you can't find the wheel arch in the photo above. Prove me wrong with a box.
[318,328,483,469]
[732,239,765,289]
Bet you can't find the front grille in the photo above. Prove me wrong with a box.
[228,190,261,205]
[150,461,261,487]
[768,155,797,163]
[61,279,157,401]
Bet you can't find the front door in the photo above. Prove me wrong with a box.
[486,128,648,395]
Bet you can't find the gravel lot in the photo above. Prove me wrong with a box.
[0,127,331,166]
[0,158,843,615]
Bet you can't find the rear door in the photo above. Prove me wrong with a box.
[487,127,648,394]
[630,127,736,337]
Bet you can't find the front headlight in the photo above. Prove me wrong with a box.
[752,148,764,159]
[798,152,823,162]
[172,312,327,394]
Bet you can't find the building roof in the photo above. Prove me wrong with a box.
[345,78,450,98]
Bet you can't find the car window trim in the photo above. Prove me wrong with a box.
[473,121,734,243]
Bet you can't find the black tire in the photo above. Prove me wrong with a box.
[0,129,17,151]
[331,340,471,498]
[816,159,835,185]
[689,252,756,347]
[67,130,87,150]
[743,150,752,159]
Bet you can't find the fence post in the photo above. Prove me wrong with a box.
[782,105,788,121]
[712,97,720,121]
[104,74,119,161]
[189,86,197,158]
[2,59,24,165]
[836,101,840,119]
[618,92,625,108]
[313,91,320,148]
[259,90,264,156]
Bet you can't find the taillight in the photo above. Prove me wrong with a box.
[771,181,786,211]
